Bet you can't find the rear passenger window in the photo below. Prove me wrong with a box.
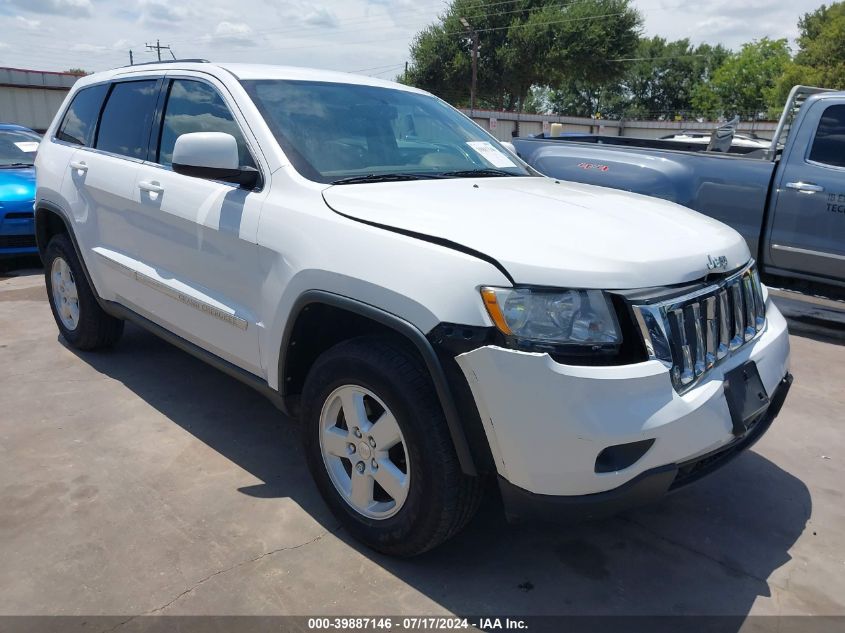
[95,80,159,160]
[809,104,845,168]
[56,84,109,147]
[158,79,255,168]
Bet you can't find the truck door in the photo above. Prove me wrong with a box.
[768,99,845,281]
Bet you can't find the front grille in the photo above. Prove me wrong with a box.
[632,262,766,393]
[0,234,36,249]
[4,211,34,220]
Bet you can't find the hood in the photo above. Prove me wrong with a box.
[0,166,36,206]
[322,176,751,289]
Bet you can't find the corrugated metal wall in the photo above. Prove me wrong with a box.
[0,68,78,132]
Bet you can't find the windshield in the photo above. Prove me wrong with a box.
[0,129,40,167]
[242,80,531,184]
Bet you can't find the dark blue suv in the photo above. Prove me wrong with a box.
[0,123,39,257]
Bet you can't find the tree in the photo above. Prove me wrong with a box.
[620,39,729,118]
[796,0,845,82]
[545,79,625,118]
[691,38,791,120]
[545,37,728,119]
[773,2,845,103]
[65,68,89,76]
[402,0,642,111]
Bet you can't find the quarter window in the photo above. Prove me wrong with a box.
[809,104,845,168]
[56,84,109,147]
[95,80,159,160]
[158,79,255,168]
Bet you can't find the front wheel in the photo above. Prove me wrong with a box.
[301,336,483,556]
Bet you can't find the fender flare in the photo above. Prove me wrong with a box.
[280,290,478,476]
[34,200,102,303]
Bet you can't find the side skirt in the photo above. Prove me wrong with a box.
[103,301,288,414]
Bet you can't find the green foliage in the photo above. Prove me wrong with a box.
[621,39,729,118]
[545,80,623,118]
[403,0,845,122]
[796,1,845,78]
[778,2,845,96]
[691,38,791,119]
[770,2,845,112]
[402,0,642,110]
[546,37,729,119]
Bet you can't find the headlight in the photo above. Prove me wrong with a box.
[480,287,621,346]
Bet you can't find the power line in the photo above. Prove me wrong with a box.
[11,0,690,73]
[369,65,407,78]
[349,62,408,73]
[166,10,635,56]
[610,54,708,62]
[162,0,594,49]
[449,11,627,35]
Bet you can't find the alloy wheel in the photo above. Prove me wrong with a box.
[51,256,80,331]
[319,384,410,519]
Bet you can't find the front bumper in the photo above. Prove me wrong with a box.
[0,207,37,256]
[497,373,791,522]
[455,300,791,513]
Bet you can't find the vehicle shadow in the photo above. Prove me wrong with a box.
[66,323,811,621]
[0,255,42,278]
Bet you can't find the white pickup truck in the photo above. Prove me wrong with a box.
[35,61,792,556]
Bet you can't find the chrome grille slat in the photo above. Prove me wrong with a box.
[704,296,717,370]
[691,303,705,377]
[717,289,730,360]
[729,281,744,351]
[672,308,695,385]
[632,262,767,394]
[742,272,757,341]
[751,268,766,332]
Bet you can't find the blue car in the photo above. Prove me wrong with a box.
[0,123,39,257]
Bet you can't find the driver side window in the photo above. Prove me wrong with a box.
[809,104,845,169]
[157,79,256,169]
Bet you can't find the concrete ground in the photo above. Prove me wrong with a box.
[1,261,844,620]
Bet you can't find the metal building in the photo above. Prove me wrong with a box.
[0,67,79,132]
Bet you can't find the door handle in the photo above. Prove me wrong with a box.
[69,160,88,173]
[785,182,824,194]
[138,181,164,194]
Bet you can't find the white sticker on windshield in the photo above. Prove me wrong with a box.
[466,141,516,168]
[15,142,39,153]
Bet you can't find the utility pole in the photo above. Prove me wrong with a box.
[460,18,478,115]
[146,39,173,62]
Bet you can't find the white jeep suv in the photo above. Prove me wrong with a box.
[35,61,792,556]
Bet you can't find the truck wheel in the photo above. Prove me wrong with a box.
[301,336,483,556]
[44,234,124,351]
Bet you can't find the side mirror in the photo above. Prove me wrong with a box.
[172,132,259,189]
[500,141,517,155]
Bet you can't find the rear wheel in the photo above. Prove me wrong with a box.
[44,234,123,350]
[301,336,483,556]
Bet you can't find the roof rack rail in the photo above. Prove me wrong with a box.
[122,59,210,68]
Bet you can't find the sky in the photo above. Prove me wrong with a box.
[0,0,828,76]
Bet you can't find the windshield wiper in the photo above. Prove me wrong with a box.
[0,162,34,168]
[438,168,516,178]
[330,172,443,185]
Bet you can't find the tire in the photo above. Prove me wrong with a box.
[44,233,124,351]
[301,336,484,556]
